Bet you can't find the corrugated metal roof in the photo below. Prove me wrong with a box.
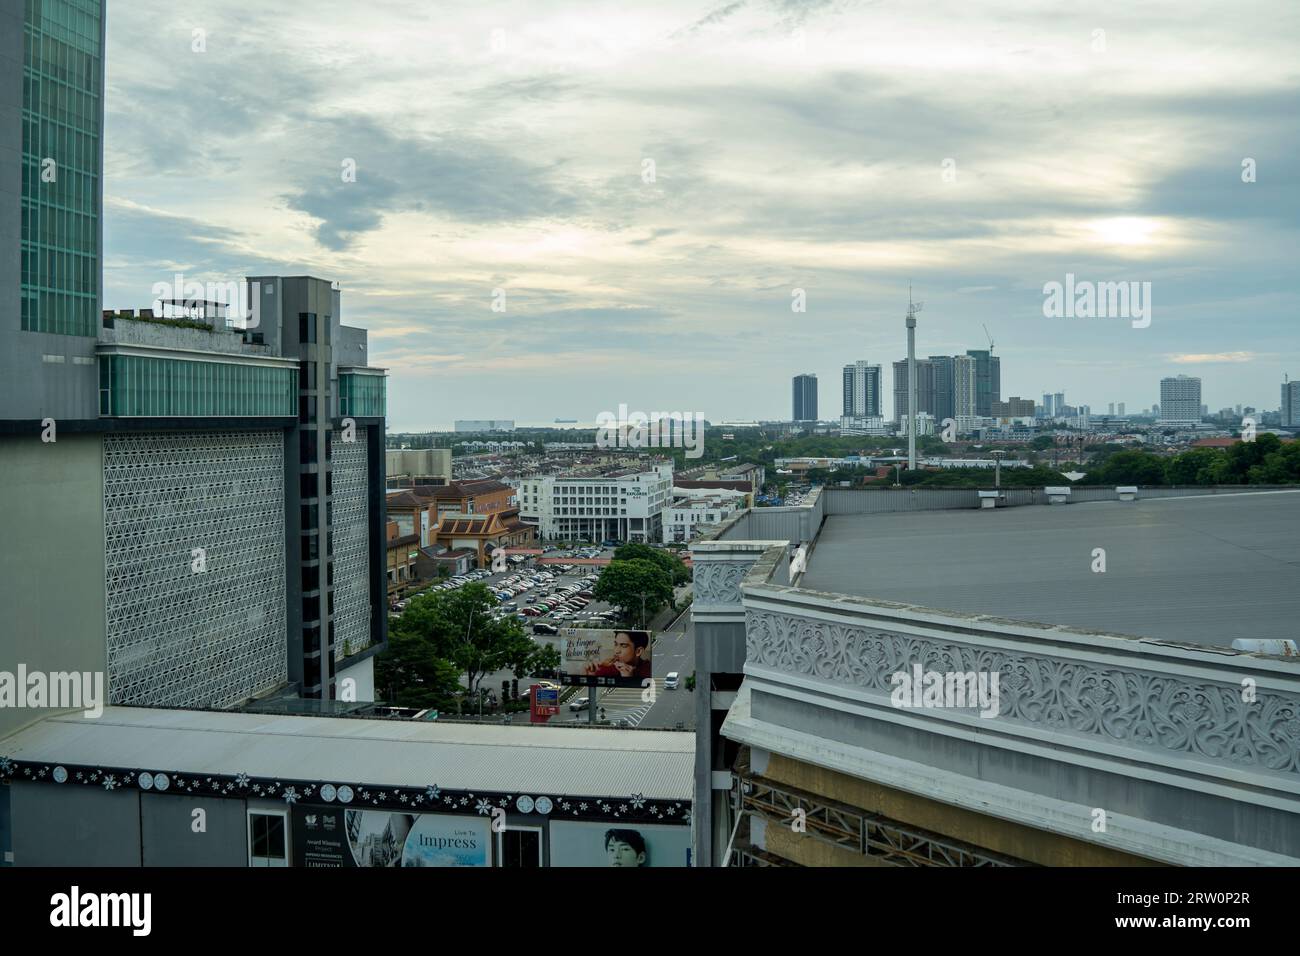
[2,708,694,800]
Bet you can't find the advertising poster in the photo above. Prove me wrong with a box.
[293,806,491,867]
[559,628,653,687]
[531,684,559,721]
[548,820,691,867]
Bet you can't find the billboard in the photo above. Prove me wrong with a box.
[548,820,691,867]
[293,806,491,867]
[559,628,652,687]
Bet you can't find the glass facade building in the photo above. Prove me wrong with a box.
[98,354,297,417]
[338,371,387,418]
[21,0,103,337]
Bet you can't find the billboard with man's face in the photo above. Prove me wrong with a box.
[559,628,652,687]
[548,820,691,867]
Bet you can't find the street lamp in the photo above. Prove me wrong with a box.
[991,449,1006,488]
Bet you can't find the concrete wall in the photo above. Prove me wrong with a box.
[140,793,247,866]
[0,435,107,741]
[10,782,141,866]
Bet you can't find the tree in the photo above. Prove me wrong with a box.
[593,559,673,626]
[1089,450,1167,486]
[374,624,463,711]
[384,584,558,709]
[1163,447,1222,485]
[613,542,690,586]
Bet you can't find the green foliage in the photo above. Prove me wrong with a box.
[593,558,674,625]
[612,542,690,585]
[900,465,1071,488]
[1084,450,1168,486]
[379,583,558,709]
[1073,437,1300,487]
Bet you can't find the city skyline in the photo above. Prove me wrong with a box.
[96,1,1299,430]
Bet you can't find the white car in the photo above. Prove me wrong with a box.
[664,672,680,690]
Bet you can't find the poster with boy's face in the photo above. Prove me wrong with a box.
[560,628,652,687]
[548,820,691,867]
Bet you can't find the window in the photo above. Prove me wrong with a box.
[248,810,288,867]
[298,312,317,344]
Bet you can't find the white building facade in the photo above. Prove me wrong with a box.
[1159,376,1202,425]
[662,490,747,543]
[515,461,674,543]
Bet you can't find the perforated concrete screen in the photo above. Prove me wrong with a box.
[103,431,288,707]
[331,428,371,659]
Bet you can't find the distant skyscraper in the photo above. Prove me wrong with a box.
[1108,403,1116,415]
[1054,392,1065,417]
[1282,380,1300,427]
[1159,376,1202,425]
[965,350,1001,416]
[792,373,818,421]
[1042,393,1053,417]
[841,361,882,418]
[953,355,978,419]
[893,356,955,424]
[1118,402,1126,416]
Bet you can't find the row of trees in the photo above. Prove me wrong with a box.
[1081,436,1300,486]
[376,583,559,712]
[591,543,690,627]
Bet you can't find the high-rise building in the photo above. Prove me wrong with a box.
[892,357,953,424]
[965,350,1001,416]
[1159,375,1202,425]
[1282,380,1300,428]
[0,1,389,739]
[1108,403,1116,415]
[792,373,818,421]
[953,355,978,418]
[1118,402,1126,416]
[841,361,882,418]
[2,0,105,418]
[1054,392,1066,417]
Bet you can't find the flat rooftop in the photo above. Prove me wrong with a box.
[800,491,1300,648]
[1,707,694,800]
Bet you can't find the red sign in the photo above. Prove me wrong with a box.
[530,685,560,722]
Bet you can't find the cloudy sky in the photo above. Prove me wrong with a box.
[102,0,1299,430]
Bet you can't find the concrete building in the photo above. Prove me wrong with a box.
[386,447,452,486]
[952,354,978,419]
[991,396,1036,418]
[691,487,1300,867]
[841,361,883,418]
[0,708,693,866]
[792,374,818,422]
[1282,379,1300,428]
[965,350,1001,417]
[516,462,674,543]
[0,1,389,733]
[1159,375,1203,425]
[662,490,748,543]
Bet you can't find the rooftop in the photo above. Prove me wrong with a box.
[799,491,1300,649]
[1,707,694,800]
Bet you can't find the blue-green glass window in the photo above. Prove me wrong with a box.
[21,0,103,337]
[98,354,297,417]
[338,372,386,417]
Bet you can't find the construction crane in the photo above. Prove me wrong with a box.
[983,323,995,353]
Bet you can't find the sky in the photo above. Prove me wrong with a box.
[101,0,1300,431]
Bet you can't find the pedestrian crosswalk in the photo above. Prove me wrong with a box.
[595,679,662,727]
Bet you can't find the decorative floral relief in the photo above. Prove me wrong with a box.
[746,609,1300,774]
[694,560,755,607]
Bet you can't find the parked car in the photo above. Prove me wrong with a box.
[533,623,559,635]
[664,672,680,689]
[569,697,590,712]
